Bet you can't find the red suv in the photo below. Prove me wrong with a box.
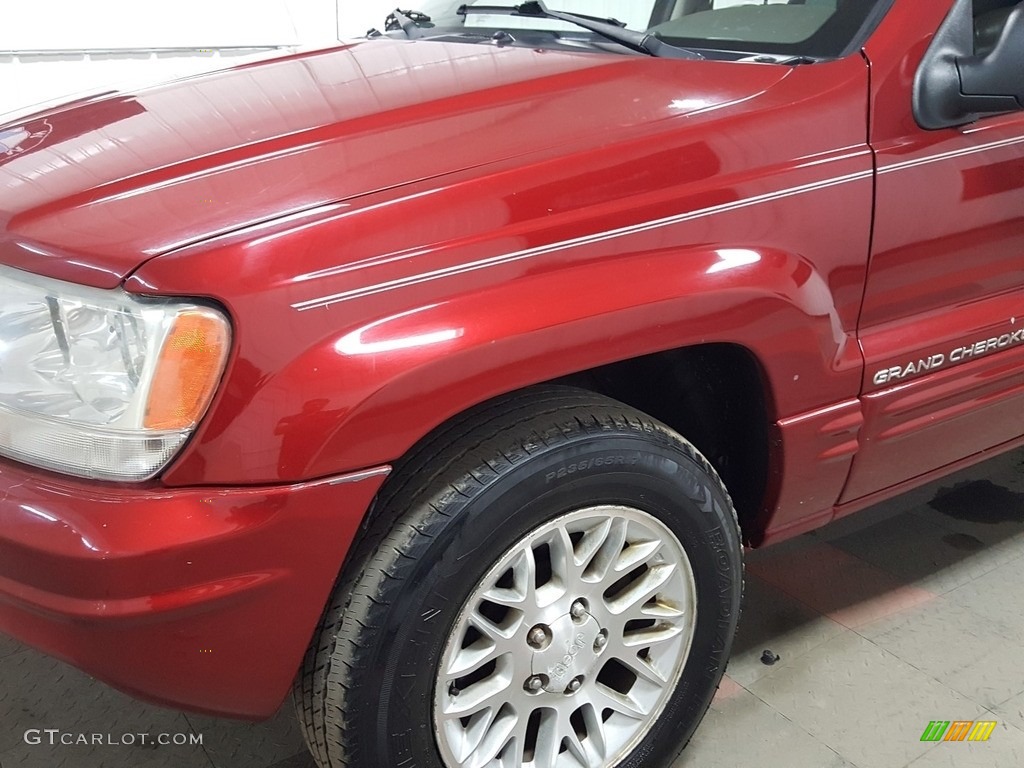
[1,1,1022,766]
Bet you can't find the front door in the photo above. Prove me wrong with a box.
[842,0,1024,503]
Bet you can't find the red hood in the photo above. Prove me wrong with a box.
[0,39,789,287]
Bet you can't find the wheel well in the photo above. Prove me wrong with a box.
[373,344,773,546]
[554,344,771,543]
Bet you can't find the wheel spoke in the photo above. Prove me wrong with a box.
[537,531,570,608]
[442,658,514,718]
[622,622,684,648]
[481,547,537,608]
[553,525,584,587]
[613,538,663,573]
[448,706,500,764]
[637,600,686,620]
[605,562,676,615]
[591,683,648,720]
[497,713,529,768]
[532,708,561,766]
[573,517,612,574]
[468,706,520,768]
[613,650,669,686]
[603,596,687,645]
[579,703,607,764]
[583,517,627,583]
[448,638,503,678]
[469,607,524,644]
[561,722,589,767]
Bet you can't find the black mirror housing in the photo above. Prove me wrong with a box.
[959,7,1024,113]
[915,0,1024,130]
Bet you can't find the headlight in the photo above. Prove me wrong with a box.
[0,265,230,481]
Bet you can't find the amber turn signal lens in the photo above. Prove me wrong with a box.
[144,310,230,431]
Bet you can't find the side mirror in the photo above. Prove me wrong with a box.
[959,8,1024,112]
[915,1,1024,130]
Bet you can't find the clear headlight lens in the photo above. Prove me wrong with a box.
[0,265,230,481]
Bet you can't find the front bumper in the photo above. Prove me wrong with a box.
[0,458,388,719]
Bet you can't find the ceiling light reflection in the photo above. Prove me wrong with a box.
[706,248,761,274]
[336,306,464,356]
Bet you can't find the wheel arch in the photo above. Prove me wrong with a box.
[354,343,774,548]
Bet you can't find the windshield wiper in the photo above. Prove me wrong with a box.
[381,8,434,38]
[457,1,703,60]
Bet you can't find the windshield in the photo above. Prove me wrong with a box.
[400,1,893,59]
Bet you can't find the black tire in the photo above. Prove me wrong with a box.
[294,386,743,768]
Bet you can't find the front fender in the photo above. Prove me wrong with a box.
[136,239,861,486]
[308,244,860,477]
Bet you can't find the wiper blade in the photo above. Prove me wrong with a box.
[459,3,627,27]
[457,1,703,60]
[384,8,434,38]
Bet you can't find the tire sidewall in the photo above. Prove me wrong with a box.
[363,434,742,768]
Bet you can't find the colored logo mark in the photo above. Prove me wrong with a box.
[920,720,997,742]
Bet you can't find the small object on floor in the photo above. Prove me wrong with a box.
[761,649,780,666]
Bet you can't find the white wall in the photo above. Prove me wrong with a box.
[336,2,663,36]
[1,0,391,119]
[2,1,673,119]
[338,2,403,38]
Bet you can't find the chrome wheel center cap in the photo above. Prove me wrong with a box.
[532,612,601,692]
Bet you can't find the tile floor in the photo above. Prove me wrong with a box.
[2,447,1023,768]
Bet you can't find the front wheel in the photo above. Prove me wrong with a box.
[295,387,744,768]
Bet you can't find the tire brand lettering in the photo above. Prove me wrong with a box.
[714,549,730,572]
[704,527,726,547]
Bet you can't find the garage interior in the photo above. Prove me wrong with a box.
[3,2,1024,767]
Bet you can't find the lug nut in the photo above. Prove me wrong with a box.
[594,633,608,652]
[527,625,549,649]
[525,675,545,692]
[570,600,588,621]
[565,677,583,694]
